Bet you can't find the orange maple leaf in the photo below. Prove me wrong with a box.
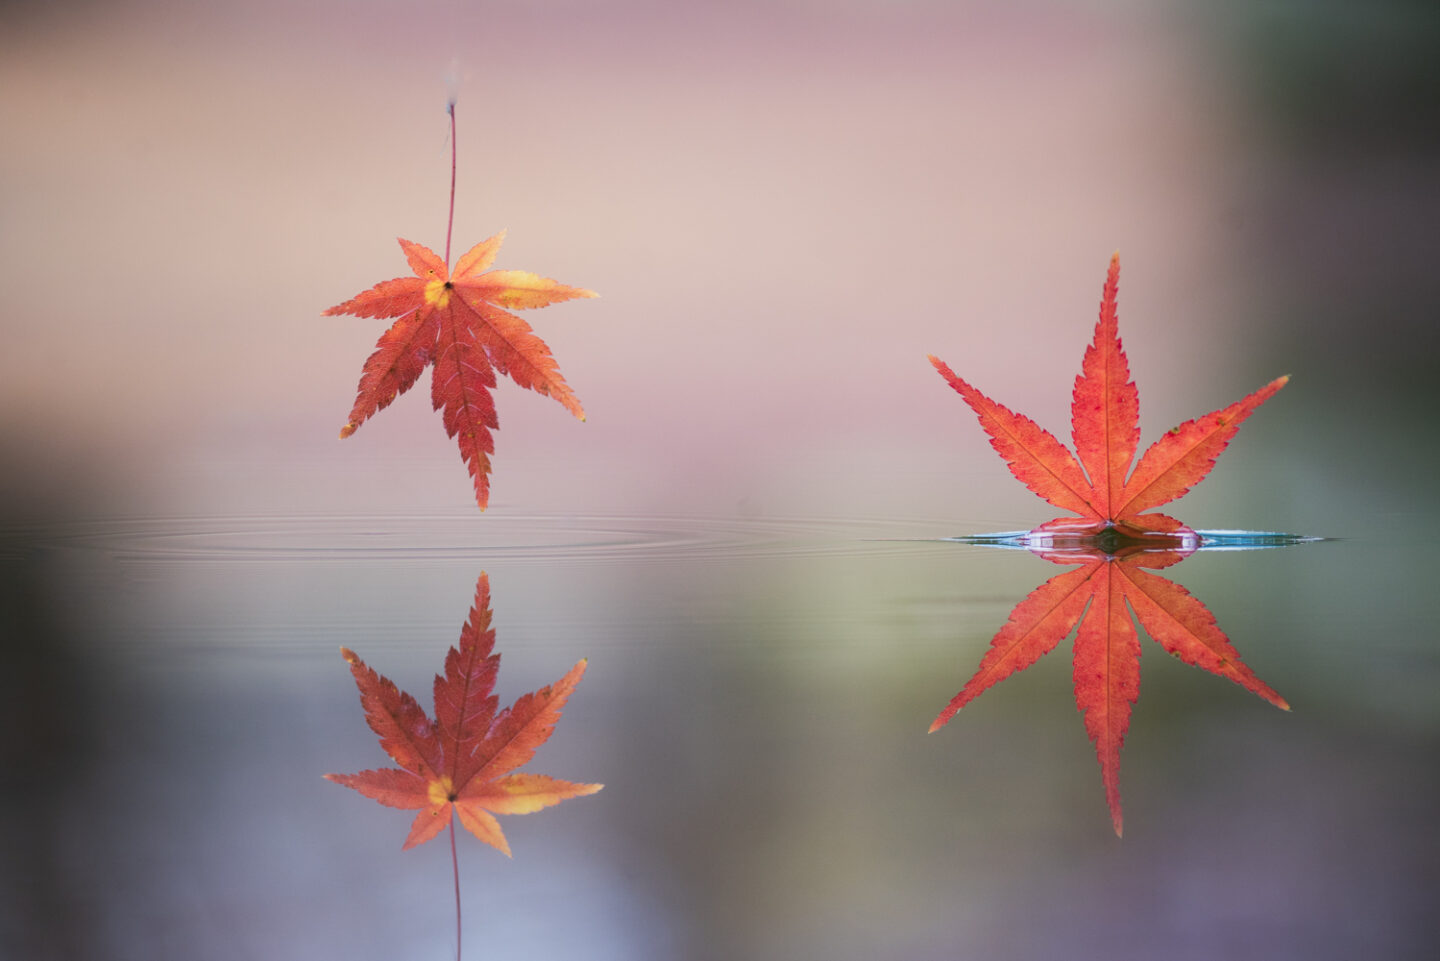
[929,254,1287,537]
[324,104,595,510]
[930,542,1289,836]
[326,573,601,855]
[325,235,594,510]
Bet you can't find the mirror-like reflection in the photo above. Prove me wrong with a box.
[325,572,603,955]
[932,530,1318,836]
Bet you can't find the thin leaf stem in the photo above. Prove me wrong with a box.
[445,100,458,269]
[450,810,462,961]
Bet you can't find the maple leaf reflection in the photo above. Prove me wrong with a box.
[931,530,1293,836]
[326,572,602,855]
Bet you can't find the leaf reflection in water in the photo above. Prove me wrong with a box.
[932,529,1323,836]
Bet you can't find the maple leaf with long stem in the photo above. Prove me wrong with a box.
[929,254,1288,538]
[326,572,602,957]
[325,102,595,510]
[930,542,1289,836]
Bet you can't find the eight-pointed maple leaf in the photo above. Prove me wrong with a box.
[930,542,1289,836]
[929,254,1288,538]
[325,573,602,855]
[325,234,595,509]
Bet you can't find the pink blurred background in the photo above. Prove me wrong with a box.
[3,0,1307,523]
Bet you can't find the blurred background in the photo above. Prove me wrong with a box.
[2,0,1438,958]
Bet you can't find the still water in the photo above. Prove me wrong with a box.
[5,495,1437,960]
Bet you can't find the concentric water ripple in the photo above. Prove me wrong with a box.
[943,528,1328,553]
[10,511,967,566]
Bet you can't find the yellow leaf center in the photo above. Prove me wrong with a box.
[424,280,452,309]
[428,775,455,806]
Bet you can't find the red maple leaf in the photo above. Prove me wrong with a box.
[325,572,601,854]
[930,542,1289,836]
[325,104,594,510]
[929,254,1287,538]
